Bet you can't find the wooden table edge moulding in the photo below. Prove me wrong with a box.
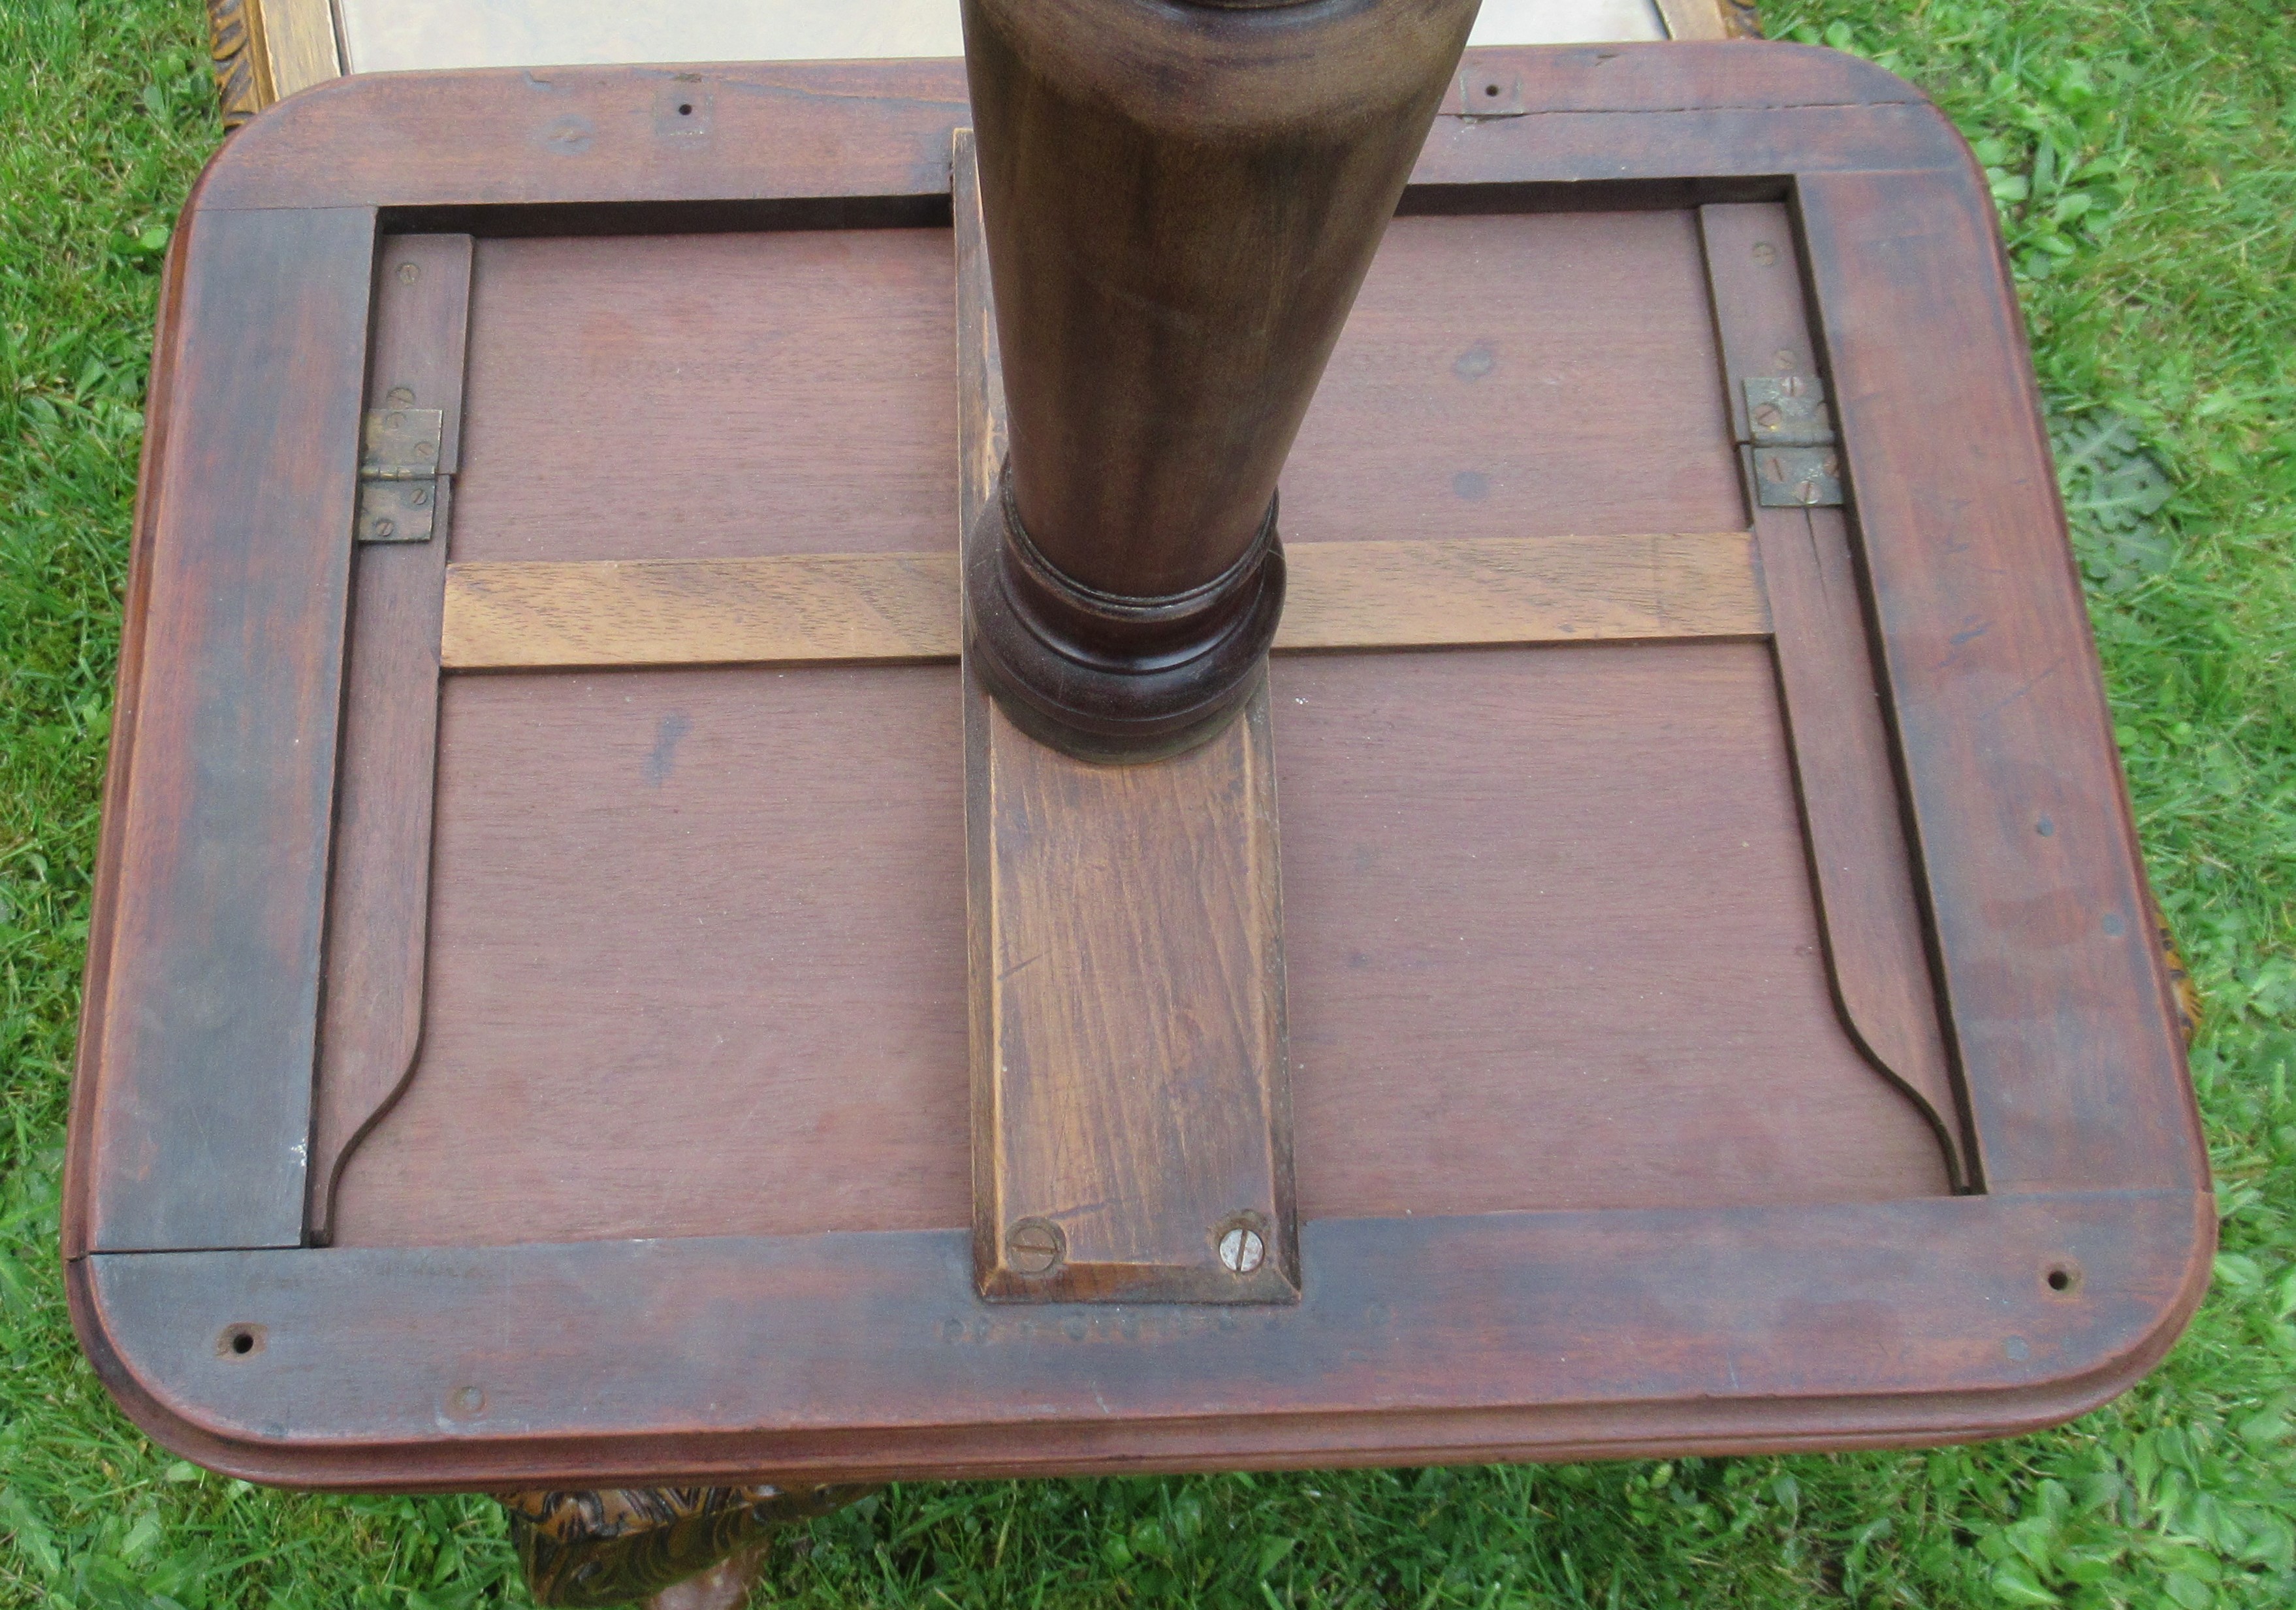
[203,0,1765,124]
[66,40,2210,1492]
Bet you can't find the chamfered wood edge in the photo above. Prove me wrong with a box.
[68,1189,2212,1490]
[188,44,1960,214]
[1791,162,2206,1197]
[61,195,195,1262]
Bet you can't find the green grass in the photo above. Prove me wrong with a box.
[2,0,2291,1604]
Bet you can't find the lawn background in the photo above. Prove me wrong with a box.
[2,1,2290,1605]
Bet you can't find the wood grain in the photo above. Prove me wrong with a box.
[254,0,341,100]
[1282,532,1764,648]
[79,206,374,1253]
[63,204,193,1259]
[441,207,1747,563]
[1797,170,2204,1196]
[1277,642,1951,1220]
[957,130,1295,1299]
[1698,201,1971,1189]
[326,664,974,1250]
[195,47,1956,215]
[957,0,1476,752]
[440,553,962,669]
[77,1188,2210,1489]
[332,644,1954,1249]
[967,688,1296,1302]
[450,229,958,566]
[76,50,2207,1487]
[308,234,473,1246]
[435,532,1764,669]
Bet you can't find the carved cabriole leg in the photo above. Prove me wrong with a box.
[502,1485,876,1609]
[206,0,266,127]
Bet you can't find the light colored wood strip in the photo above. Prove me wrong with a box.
[441,552,963,669]
[1280,531,1766,649]
[253,0,343,98]
[439,531,1765,669]
[1652,0,1733,42]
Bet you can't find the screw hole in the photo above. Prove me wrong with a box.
[1483,83,1501,97]
[217,1323,265,1358]
[2044,1263,2081,1295]
[678,103,694,116]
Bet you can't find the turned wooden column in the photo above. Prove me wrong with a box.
[960,0,1482,760]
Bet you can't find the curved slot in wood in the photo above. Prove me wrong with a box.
[308,234,471,1244]
[1699,200,1969,1188]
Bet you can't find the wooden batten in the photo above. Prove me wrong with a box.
[436,532,1766,671]
[955,131,1298,1303]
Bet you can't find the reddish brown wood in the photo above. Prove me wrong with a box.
[1288,209,1746,547]
[69,47,2207,1489]
[1279,643,1952,1218]
[308,233,473,1245]
[446,209,1747,572]
[328,200,1940,1249]
[190,46,1954,214]
[63,209,191,1261]
[451,229,958,565]
[183,45,1956,214]
[1796,170,2204,1195]
[75,1188,2208,1489]
[78,204,375,1253]
[1698,201,1970,1188]
[328,666,972,1248]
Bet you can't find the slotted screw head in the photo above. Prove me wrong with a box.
[1217,1226,1265,1275]
[1006,1218,1063,1276]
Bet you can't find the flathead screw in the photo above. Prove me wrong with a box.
[1217,1226,1265,1275]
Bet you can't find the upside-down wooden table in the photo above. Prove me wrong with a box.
[69,39,2207,1506]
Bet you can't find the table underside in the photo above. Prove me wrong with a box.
[65,47,2207,1487]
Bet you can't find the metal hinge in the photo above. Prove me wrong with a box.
[355,401,445,543]
[1744,376,1844,507]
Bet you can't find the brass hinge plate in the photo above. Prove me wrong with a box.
[1744,376,1837,447]
[1753,446,1845,508]
[1743,376,1844,507]
[357,406,445,543]
[356,479,439,543]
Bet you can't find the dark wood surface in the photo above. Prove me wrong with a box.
[186,44,1960,215]
[1796,170,2205,1196]
[74,1189,2207,1488]
[956,0,1476,754]
[68,44,2208,1486]
[308,232,471,1245]
[74,204,375,1253]
[1700,201,1969,1188]
[963,0,1475,596]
